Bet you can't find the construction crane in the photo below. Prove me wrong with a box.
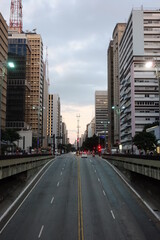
[9,0,23,33]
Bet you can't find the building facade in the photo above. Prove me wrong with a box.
[42,62,49,148]
[112,23,126,145]
[48,94,61,149]
[0,13,8,130]
[107,40,114,152]
[87,117,95,138]
[7,30,31,130]
[26,33,45,147]
[119,9,160,152]
[95,91,108,147]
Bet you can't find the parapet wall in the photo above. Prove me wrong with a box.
[103,155,160,180]
[0,156,54,180]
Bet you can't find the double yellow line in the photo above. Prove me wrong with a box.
[78,158,84,240]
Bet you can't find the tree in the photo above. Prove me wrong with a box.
[133,131,156,154]
[82,134,99,151]
[1,129,21,154]
[1,129,21,143]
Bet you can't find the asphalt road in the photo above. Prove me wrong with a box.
[0,153,160,240]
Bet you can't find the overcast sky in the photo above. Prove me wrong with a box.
[1,0,160,143]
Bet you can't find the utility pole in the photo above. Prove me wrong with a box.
[76,114,80,152]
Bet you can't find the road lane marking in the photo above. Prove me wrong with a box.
[101,158,160,221]
[60,171,62,176]
[94,169,96,173]
[111,210,115,219]
[98,178,100,182]
[51,196,54,204]
[103,190,106,196]
[38,225,44,238]
[78,159,84,240]
[57,182,59,187]
[0,159,56,234]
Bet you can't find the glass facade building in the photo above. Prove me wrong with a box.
[6,33,31,129]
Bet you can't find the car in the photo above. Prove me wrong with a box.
[81,152,87,158]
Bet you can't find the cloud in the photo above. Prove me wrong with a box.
[1,0,160,143]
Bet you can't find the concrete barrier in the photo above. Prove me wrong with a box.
[103,155,160,180]
[0,156,54,180]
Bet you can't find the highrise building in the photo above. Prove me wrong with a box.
[7,30,31,129]
[95,91,108,147]
[62,122,68,145]
[0,13,8,131]
[107,23,126,151]
[48,94,61,149]
[26,33,45,147]
[119,9,160,152]
[42,62,49,148]
[87,117,95,138]
[107,40,114,151]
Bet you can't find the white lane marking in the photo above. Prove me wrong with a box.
[51,196,54,204]
[101,158,160,222]
[98,178,100,182]
[90,160,92,163]
[111,210,115,219]
[57,182,59,187]
[38,225,44,238]
[60,171,62,176]
[0,159,56,234]
[95,169,96,173]
[103,190,106,196]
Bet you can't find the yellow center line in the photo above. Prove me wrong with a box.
[77,157,84,240]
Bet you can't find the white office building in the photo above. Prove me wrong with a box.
[119,8,160,152]
[48,94,61,149]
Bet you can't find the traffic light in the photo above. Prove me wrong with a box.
[98,144,101,152]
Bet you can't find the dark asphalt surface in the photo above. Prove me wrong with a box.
[0,153,160,240]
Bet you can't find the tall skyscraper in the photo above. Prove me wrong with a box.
[7,30,31,129]
[107,24,126,151]
[26,33,44,147]
[95,91,108,147]
[42,62,49,148]
[48,94,61,149]
[119,9,160,152]
[112,23,126,145]
[107,40,114,152]
[0,13,8,131]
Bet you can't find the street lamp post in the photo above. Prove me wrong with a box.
[0,61,15,155]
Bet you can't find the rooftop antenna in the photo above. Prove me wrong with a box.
[9,0,23,33]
